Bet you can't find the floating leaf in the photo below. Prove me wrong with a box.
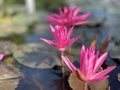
[0,62,21,80]
[0,41,18,55]
[88,79,109,90]
[68,73,84,90]
[69,73,109,90]
[109,46,120,65]
[0,79,20,90]
[110,46,120,60]
[0,62,21,90]
[0,24,27,38]
[13,42,61,69]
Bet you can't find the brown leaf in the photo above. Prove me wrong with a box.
[88,79,109,90]
[68,73,84,90]
[99,36,110,54]
[90,36,97,47]
[69,73,109,90]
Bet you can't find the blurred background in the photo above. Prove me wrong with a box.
[0,0,120,90]
[0,0,120,43]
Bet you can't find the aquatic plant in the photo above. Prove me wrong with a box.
[40,25,80,90]
[46,6,90,26]
[40,5,116,90]
[61,45,116,90]
[40,25,80,52]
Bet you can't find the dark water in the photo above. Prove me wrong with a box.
[1,6,120,89]
[11,25,63,90]
[16,65,62,90]
[4,21,118,90]
[109,66,120,90]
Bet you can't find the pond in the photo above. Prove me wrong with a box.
[1,21,119,90]
[0,1,120,90]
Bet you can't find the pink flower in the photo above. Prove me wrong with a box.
[40,25,80,52]
[61,45,116,82]
[0,54,4,61]
[46,6,90,26]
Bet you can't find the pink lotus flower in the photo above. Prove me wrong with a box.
[0,54,4,61]
[46,6,90,26]
[40,25,80,52]
[61,45,116,82]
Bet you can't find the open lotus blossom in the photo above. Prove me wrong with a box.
[40,25,80,52]
[46,6,90,26]
[61,45,116,82]
[0,54,4,61]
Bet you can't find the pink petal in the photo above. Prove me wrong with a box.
[40,38,56,47]
[90,75,109,82]
[80,45,86,69]
[61,55,77,73]
[92,51,99,69]
[75,12,90,21]
[80,46,88,77]
[0,54,4,61]
[58,7,63,16]
[51,13,62,19]
[49,25,59,42]
[92,66,116,80]
[93,52,108,73]
[64,7,69,14]
[73,7,81,17]
[88,51,99,76]
[74,21,90,26]
[40,38,66,52]
[46,16,62,24]
[67,26,74,39]
[68,8,74,19]
[58,47,66,52]
[82,52,89,77]
[69,35,80,45]
[49,25,55,32]
[87,55,96,78]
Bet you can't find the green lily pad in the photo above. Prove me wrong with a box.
[0,62,21,80]
[0,41,18,55]
[5,5,26,15]
[69,73,109,90]
[0,79,20,90]
[13,42,61,69]
[0,62,21,90]
[12,13,38,25]
[0,24,27,38]
[107,0,120,15]
[110,46,120,59]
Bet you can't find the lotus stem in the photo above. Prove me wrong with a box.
[68,46,72,56]
[61,51,65,90]
[84,82,88,90]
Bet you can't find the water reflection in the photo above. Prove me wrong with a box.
[16,65,62,90]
